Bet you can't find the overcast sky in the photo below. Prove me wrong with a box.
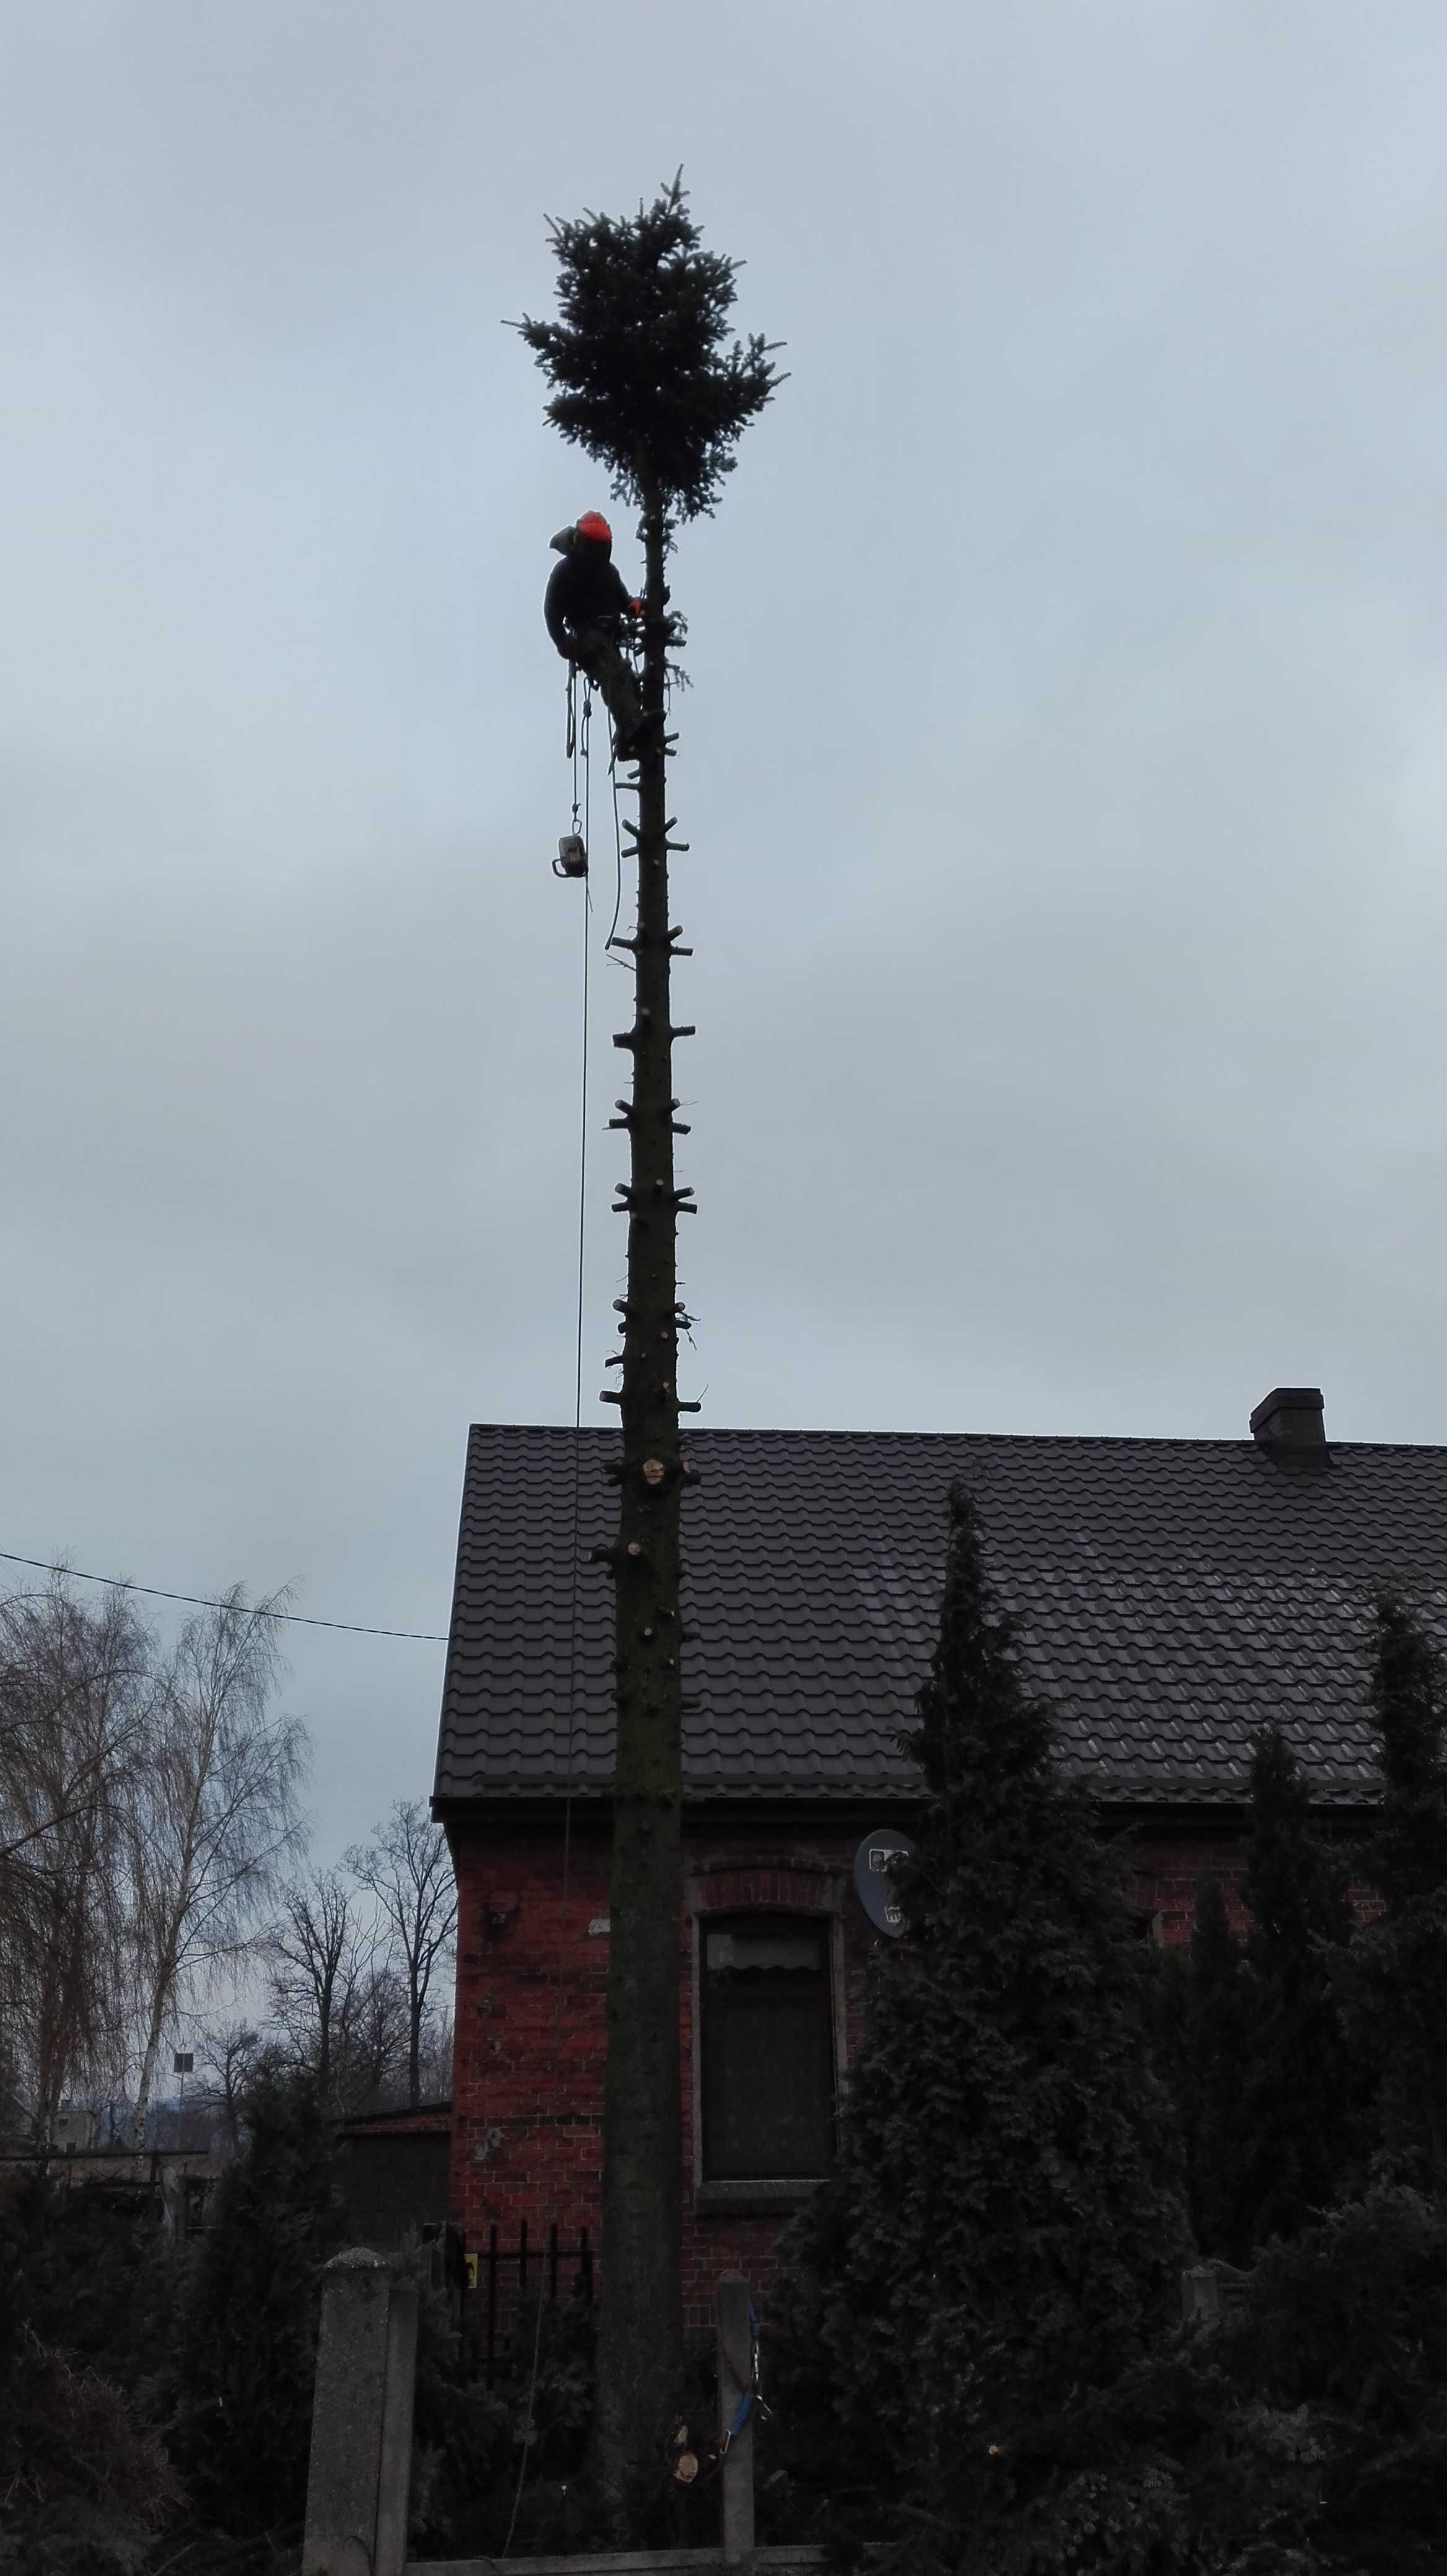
[5,1,1447,1858]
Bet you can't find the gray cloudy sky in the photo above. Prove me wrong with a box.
[6,1,1447,1858]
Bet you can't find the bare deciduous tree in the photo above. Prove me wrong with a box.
[346,1797,457,2107]
[128,1589,307,2144]
[340,1952,409,2114]
[268,1866,351,2106]
[0,1575,152,2141]
[414,2004,455,2107]
[269,1865,406,2113]
[195,2017,268,2153]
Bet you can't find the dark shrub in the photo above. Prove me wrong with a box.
[169,2065,344,2530]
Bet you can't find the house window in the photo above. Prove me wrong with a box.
[700,1917,836,2181]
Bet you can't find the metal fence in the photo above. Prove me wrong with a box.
[468,2219,595,2382]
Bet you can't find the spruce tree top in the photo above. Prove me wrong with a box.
[516,176,782,524]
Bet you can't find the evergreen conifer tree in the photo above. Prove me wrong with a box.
[171,2064,345,2530]
[1236,1722,1359,2241]
[0,2171,182,2572]
[1359,1588,1447,2194]
[1163,1739,1358,2263]
[1173,1871,1254,2263]
[777,1483,1189,2556]
[517,177,780,525]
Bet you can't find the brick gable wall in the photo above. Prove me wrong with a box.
[448,1812,881,2330]
[445,1809,1368,2331]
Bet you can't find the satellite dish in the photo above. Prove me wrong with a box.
[853,1829,917,1939]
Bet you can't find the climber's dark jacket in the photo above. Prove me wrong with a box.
[544,534,632,650]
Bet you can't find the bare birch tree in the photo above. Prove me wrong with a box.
[128,1588,307,2144]
[346,1798,457,2108]
[0,1574,152,2139]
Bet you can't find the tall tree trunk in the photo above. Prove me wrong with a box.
[132,1985,168,2147]
[318,1961,334,2108]
[594,489,686,2521]
[408,1965,422,2109]
[132,1920,180,2146]
[35,1965,64,2150]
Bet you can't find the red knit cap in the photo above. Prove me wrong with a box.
[576,511,612,543]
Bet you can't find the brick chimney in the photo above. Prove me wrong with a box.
[1249,1386,1329,1471]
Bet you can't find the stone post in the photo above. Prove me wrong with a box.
[717,2269,754,2568]
[1181,2264,1221,2326]
[304,2246,419,2576]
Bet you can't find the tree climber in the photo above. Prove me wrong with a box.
[545,511,652,760]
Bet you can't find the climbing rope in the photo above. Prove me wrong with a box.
[509,622,661,2535]
[555,667,592,878]
[503,716,593,2557]
[574,674,587,855]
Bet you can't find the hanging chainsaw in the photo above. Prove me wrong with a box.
[554,666,591,879]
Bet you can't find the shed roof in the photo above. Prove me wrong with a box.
[432,1424,1447,1811]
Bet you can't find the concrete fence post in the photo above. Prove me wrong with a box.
[1183,2260,1251,2330]
[303,2245,419,2576]
[717,2269,754,2569]
[1181,2264,1221,2326]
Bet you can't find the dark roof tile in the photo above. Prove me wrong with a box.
[432,1426,1447,1808]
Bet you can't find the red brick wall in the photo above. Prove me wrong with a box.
[1126,1832,1249,1944]
[1125,1829,1376,1945]
[450,1820,611,2248]
[447,1813,875,2331]
[447,1809,1370,2328]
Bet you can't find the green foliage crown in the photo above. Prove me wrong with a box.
[517,176,782,523]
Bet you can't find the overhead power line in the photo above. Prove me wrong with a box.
[0,1551,448,1643]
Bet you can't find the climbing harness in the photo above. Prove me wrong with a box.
[557,647,636,952]
[554,666,591,878]
[555,622,648,887]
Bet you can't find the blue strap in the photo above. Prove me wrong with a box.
[723,2301,764,2447]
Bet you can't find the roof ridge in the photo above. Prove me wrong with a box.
[466,1421,1443,1456]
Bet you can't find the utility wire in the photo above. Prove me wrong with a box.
[0,1552,448,1643]
[1,691,619,1665]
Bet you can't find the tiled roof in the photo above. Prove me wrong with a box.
[432,1425,1447,1810]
